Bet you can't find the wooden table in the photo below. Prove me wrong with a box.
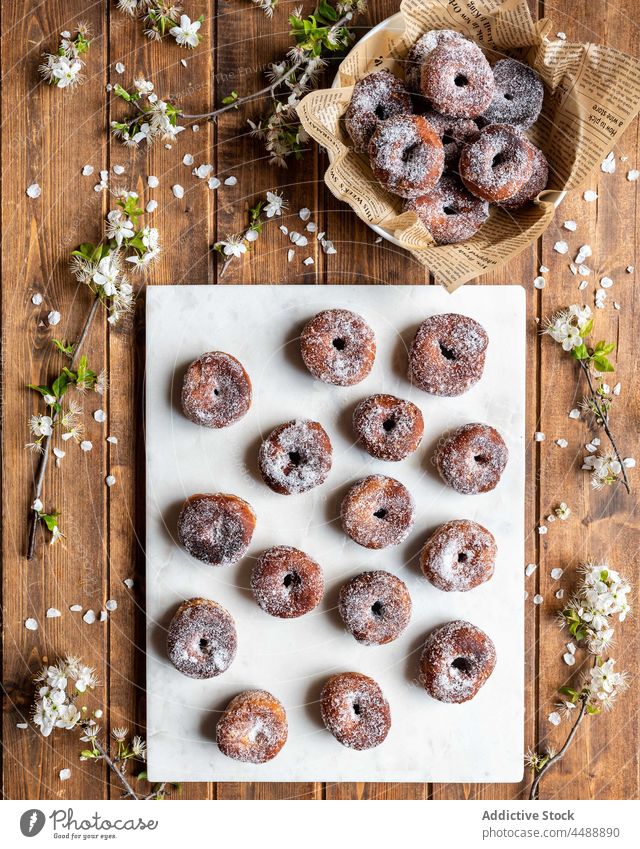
[2,0,638,801]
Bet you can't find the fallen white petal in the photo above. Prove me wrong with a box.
[16,723,28,729]
[80,441,93,452]
[146,200,158,213]
[623,457,636,468]
[568,408,580,419]
[533,276,545,289]
[534,431,545,442]
[24,618,38,631]
[555,589,565,599]
[601,151,616,173]
[525,563,537,576]
[105,474,116,487]
[124,578,134,589]
[551,568,563,580]
[172,184,184,199]
[94,409,106,423]
[26,183,41,198]
[53,447,65,459]
[32,292,43,305]
[224,176,237,186]
[299,208,311,221]
[83,609,96,624]
[287,249,294,262]
[553,241,569,254]
[207,177,220,190]
[538,525,547,535]
[303,257,314,266]
[99,610,108,622]
[567,642,576,654]
[563,220,577,231]
[627,169,639,181]
[182,154,194,166]
[106,435,118,444]
[59,768,72,781]
[113,164,125,175]
[48,311,61,326]
[82,165,94,176]
[539,265,549,273]
[115,62,125,74]
[556,438,568,448]
[563,652,576,666]
[46,608,62,618]
[69,604,82,612]
[583,190,598,202]
[578,280,588,290]
[613,382,621,395]
[533,594,544,605]
[106,599,118,612]
[147,175,159,188]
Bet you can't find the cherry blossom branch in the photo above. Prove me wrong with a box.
[90,731,139,800]
[579,360,631,493]
[26,295,101,560]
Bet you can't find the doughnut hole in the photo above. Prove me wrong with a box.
[283,571,301,590]
[371,600,384,617]
[332,337,346,350]
[452,656,475,675]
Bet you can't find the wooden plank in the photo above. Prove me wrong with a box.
[106,0,214,801]
[534,0,640,801]
[1,0,109,799]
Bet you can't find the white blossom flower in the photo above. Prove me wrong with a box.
[264,191,286,218]
[92,254,120,297]
[170,15,202,48]
[30,415,53,438]
[216,236,247,258]
[105,210,135,247]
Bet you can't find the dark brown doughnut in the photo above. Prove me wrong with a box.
[368,115,444,199]
[341,475,415,549]
[216,690,288,763]
[404,30,468,94]
[167,598,237,679]
[181,351,252,428]
[408,313,488,396]
[404,175,489,245]
[499,145,549,209]
[352,394,424,461]
[177,493,256,566]
[420,40,495,119]
[339,570,412,645]
[480,59,544,130]
[419,620,496,703]
[434,423,508,494]
[320,672,391,750]
[300,309,376,386]
[459,123,535,202]
[420,519,496,592]
[258,419,333,495]
[345,70,413,153]
[251,546,324,618]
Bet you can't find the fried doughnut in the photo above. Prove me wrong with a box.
[300,309,376,386]
[420,519,496,592]
[368,115,444,199]
[404,29,468,94]
[167,598,237,679]
[258,419,333,495]
[216,690,288,763]
[459,123,535,202]
[480,59,544,130]
[345,70,413,152]
[339,570,412,645]
[177,493,256,566]
[420,40,495,119]
[404,175,489,245]
[352,393,424,461]
[341,475,415,549]
[251,546,324,618]
[408,313,488,396]
[181,351,252,428]
[419,620,496,703]
[422,111,479,169]
[320,672,391,750]
[434,423,508,494]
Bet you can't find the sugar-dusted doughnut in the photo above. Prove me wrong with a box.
[181,351,251,428]
[352,394,424,462]
[459,123,535,202]
[404,29,468,94]
[420,40,495,119]
[499,145,549,209]
[341,475,415,549]
[419,620,496,703]
[300,309,376,387]
[368,115,444,199]
[422,111,479,169]
[320,672,391,749]
[434,423,508,494]
[167,598,237,679]
[339,570,412,645]
[404,175,489,245]
[251,546,324,618]
[258,419,332,495]
[480,59,544,130]
[177,493,256,566]
[216,690,288,763]
[420,519,496,592]
[408,313,488,396]
[345,70,413,152]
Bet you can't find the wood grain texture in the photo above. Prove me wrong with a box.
[1,0,639,802]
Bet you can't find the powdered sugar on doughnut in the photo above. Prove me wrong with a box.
[480,59,544,129]
[421,40,495,118]
[369,115,444,199]
[419,620,496,703]
[181,351,252,428]
[216,690,288,763]
[435,423,508,494]
[339,570,412,645]
[408,313,488,396]
[177,494,256,566]
[420,519,496,591]
[341,475,415,549]
[459,124,535,202]
[320,672,391,750]
[300,308,376,386]
[344,70,412,152]
[352,394,424,461]
[258,419,333,494]
[167,598,237,679]
[404,29,468,92]
[251,546,324,618]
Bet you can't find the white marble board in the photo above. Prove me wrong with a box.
[145,284,525,783]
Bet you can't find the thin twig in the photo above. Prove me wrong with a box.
[579,360,631,493]
[91,734,140,800]
[26,294,102,560]
[529,697,589,800]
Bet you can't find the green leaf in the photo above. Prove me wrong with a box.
[136,771,148,782]
[222,91,239,106]
[559,686,578,699]
[80,750,97,759]
[594,340,615,356]
[571,343,590,361]
[317,1,338,22]
[586,704,600,715]
[580,318,593,337]
[52,372,71,399]
[53,339,75,357]
[40,512,59,532]
[28,384,52,398]
[593,355,614,373]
